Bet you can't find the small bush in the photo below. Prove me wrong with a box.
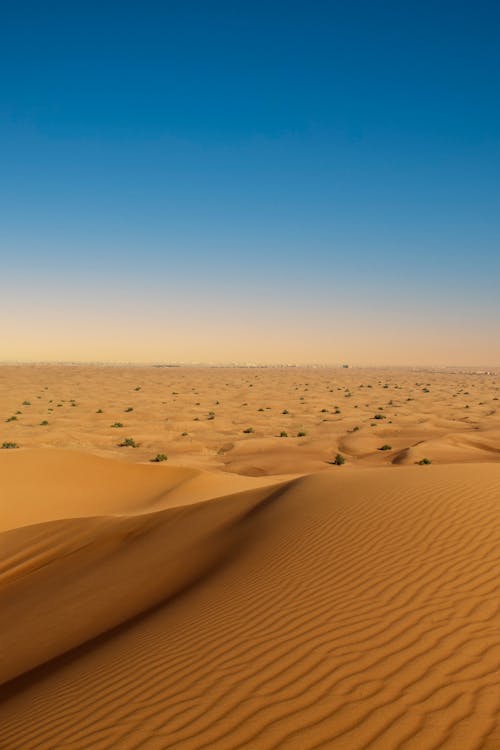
[5,416,17,422]
[151,453,168,462]
[96,409,103,413]
[280,431,288,437]
[243,427,254,434]
[111,422,124,428]
[282,409,289,415]
[297,430,306,437]
[118,437,139,447]
[2,441,18,449]
[22,400,31,406]
[418,457,432,465]
[379,444,392,451]
[332,453,345,465]
[40,420,49,426]
[125,407,134,412]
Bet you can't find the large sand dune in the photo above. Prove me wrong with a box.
[0,366,499,748]
[1,448,500,749]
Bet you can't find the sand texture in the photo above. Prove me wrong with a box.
[1,365,499,749]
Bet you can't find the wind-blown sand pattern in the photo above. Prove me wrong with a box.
[1,366,499,749]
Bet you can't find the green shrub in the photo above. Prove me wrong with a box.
[22,400,31,406]
[332,453,345,465]
[379,444,392,451]
[111,422,124,428]
[151,453,168,462]
[418,457,432,465]
[280,431,288,437]
[118,437,139,447]
[243,427,254,434]
[5,416,17,422]
[2,441,18,449]
[297,430,306,437]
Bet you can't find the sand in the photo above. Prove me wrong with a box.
[0,365,499,749]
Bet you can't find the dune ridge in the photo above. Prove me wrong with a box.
[1,450,499,749]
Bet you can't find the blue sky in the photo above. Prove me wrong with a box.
[1,1,499,363]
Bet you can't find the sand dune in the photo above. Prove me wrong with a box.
[1,447,499,749]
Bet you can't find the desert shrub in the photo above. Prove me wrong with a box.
[379,444,392,451]
[280,431,288,437]
[118,437,139,447]
[134,387,141,391]
[5,416,17,422]
[418,457,432,465]
[373,414,386,420]
[2,442,18,449]
[125,407,133,412]
[40,420,49,426]
[243,427,254,434]
[111,422,124,428]
[151,453,167,462]
[333,453,345,465]
[297,430,306,437]
[96,409,103,413]
[282,409,289,415]
[22,400,31,406]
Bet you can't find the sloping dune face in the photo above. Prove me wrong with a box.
[1,452,500,749]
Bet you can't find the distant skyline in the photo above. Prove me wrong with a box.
[1,1,499,365]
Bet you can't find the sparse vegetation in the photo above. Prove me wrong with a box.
[418,457,432,465]
[40,420,49,426]
[379,444,392,451]
[280,431,288,437]
[2,442,18,449]
[5,416,17,422]
[151,453,167,462]
[125,407,134,412]
[243,427,254,434]
[297,430,306,437]
[332,453,345,465]
[111,422,124,428]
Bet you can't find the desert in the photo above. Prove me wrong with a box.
[1,364,499,749]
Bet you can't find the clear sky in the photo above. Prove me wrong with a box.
[1,1,499,365]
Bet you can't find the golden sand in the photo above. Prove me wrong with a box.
[0,365,499,749]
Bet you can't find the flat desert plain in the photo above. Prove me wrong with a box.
[1,364,499,749]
